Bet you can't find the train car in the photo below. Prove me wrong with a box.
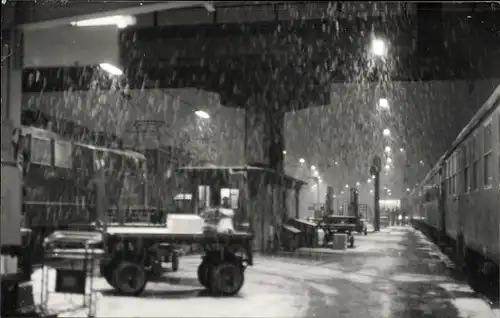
[20,125,149,260]
[447,86,500,270]
[412,86,500,271]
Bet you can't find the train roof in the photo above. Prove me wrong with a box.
[81,143,146,161]
[451,85,500,152]
[416,85,499,191]
[22,125,145,161]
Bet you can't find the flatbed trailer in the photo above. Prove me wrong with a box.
[44,227,254,297]
[314,215,365,248]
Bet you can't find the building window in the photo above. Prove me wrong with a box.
[484,124,493,187]
[31,137,52,165]
[54,141,73,168]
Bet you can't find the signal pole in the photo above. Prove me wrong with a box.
[371,156,382,232]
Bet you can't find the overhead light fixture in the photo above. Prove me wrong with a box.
[195,110,210,119]
[71,15,136,28]
[203,2,215,12]
[99,63,123,76]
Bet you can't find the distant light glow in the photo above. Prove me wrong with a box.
[313,170,319,177]
[371,38,387,57]
[356,181,360,186]
[379,98,389,109]
[399,148,404,152]
[384,164,390,170]
[282,150,287,155]
[299,158,305,164]
[334,161,339,165]
[311,165,316,170]
[383,128,391,136]
[195,110,210,119]
[386,157,392,164]
[406,188,411,192]
[385,146,391,153]
[367,179,372,183]
[345,184,349,188]
[99,63,123,76]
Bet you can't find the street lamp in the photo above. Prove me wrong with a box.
[383,128,391,137]
[378,98,389,109]
[371,38,387,57]
[195,110,210,119]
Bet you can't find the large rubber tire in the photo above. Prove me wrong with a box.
[171,251,179,272]
[197,261,212,289]
[210,262,244,296]
[113,261,147,296]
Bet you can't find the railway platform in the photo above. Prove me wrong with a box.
[26,226,499,318]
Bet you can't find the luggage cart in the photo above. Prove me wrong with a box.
[43,228,254,297]
[41,232,104,318]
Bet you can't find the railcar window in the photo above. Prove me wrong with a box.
[484,124,493,187]
[462,144,469,193]
[452,153,457,195]
[446,158,451,194]
[30,137,52,165]
[472,136,479,191]
[54,140,72,168]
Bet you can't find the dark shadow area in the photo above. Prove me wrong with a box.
[101,287,243,300]
[392,229,498,315]
[149,275,200,287]
[389,282,466,318]
[412,226,500,306]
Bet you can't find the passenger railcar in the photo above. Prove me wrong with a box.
[411,86,500,270]
[20,126,149,261]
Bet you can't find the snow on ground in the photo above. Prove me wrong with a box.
[29,227,498,318]
[31,256,309,318]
